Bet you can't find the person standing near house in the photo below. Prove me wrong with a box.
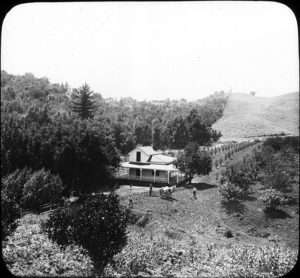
[129,198,133,208]
[149,183,153,196]
[193,186,197,199]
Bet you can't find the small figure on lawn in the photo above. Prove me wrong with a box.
[193,186,197,199]
[220,176,226,185]
[149,183,153,196]
[129,198,133,209]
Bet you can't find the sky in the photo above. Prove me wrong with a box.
[1,2,299,100]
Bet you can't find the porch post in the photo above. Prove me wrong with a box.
[176,171,179,184]
[167,171,170,185]
[154,170,156,184]
[140,168,143,181]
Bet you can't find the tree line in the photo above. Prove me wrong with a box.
[1,71,226,154]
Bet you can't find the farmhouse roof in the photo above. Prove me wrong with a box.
[136,146,161,155]
[149,154,176,164]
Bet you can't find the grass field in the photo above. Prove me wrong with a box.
[212,92,299,140]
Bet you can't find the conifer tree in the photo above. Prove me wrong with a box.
[71,83,97,119]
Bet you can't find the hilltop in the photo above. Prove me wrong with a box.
[212,92,299,141]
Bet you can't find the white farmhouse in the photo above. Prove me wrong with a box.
[115,145,185,185]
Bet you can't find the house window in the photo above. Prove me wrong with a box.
[156,171,160,176]
[151,170,154,176]
[136,169,140,176]
[136,151,141,162]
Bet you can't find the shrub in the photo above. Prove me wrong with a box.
[104,229,297,278]
[264,136,299,153]
[44,193,129,274]
[219,182,243,201]
[264,170,291,192]
[1,168,33,204]
[1,189,20,240]
[260,189,285,211]
[219,157,223,166]
[20,168,64,212]
[223,164,252,195]
[3,214,93,276]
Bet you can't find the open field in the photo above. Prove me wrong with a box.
[213,92,299,140]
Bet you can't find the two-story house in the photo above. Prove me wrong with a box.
[115,145,185,185]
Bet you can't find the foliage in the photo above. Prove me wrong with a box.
[2,214,93,276]
[112,122,136,154]
[1,71,228,155]
[104,229,297,278]
[219,182,244,201]
[263,136,299,153]
[1,189,20,240]
[223,163,252,195]
[177,142,212,183]
[166,116,190,149]
[185,109,222,146]
[71,83,97,119]
[1,168,33,205]
[260,189,285,211]
[1,114,119,194]
[44,193,129,273]
[264,170,291,192]
[20,168,64,212]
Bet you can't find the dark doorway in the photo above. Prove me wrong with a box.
[136,169,141,176]
[136,151,141,162]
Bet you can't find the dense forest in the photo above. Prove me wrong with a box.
[1,70,227,151]
[1,70,227,194]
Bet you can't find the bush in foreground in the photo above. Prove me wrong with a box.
[104,229,297,277]
[2,214,93,276]
[219,182,244,202]
[1,189,20,240]
[44,193,129,274]
[260,189,285,212]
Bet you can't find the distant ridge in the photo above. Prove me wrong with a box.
[212,92,299,141]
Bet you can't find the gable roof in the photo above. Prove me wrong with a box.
[136,146,161,156]
[149,154,176,164]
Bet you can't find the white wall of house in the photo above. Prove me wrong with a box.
[128,149,149,163]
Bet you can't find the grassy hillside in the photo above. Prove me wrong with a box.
[212,92,299,140]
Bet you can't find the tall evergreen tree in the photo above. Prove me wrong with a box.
[71,83,97,119]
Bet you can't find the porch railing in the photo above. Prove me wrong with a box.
[115,172,186,184]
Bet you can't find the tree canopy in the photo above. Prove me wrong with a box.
[71,83,97,119]
[177,142,212,183]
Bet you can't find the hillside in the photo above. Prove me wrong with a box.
[212,92,299,140]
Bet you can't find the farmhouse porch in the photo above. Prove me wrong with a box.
[115,162,185,185]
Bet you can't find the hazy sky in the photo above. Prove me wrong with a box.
[1,2,299,100]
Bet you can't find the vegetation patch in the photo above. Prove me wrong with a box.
[2,214,93,276]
